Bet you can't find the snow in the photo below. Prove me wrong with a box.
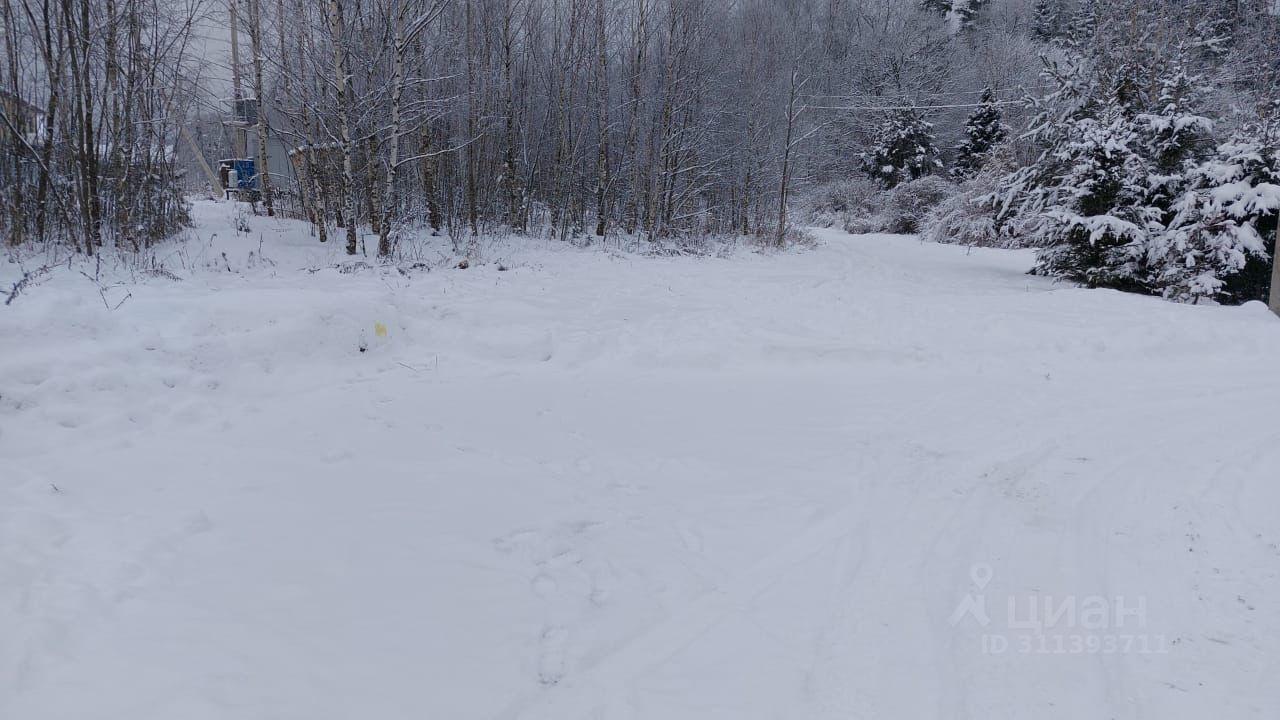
[1213,181,1280,217]
[3,199,1280,719]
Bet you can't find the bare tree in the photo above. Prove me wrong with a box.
[327,0,358,254]
[593,0,610,237]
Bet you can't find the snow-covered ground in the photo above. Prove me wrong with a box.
[3,200,1279,719]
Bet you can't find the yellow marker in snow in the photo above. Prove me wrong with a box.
[375,322,388,338]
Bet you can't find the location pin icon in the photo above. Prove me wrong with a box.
[970,563,994,590]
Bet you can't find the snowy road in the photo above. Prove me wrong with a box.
[3,203,1279,719]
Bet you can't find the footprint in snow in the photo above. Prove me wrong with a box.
[531,574,558,598]
[493,528,540,555]
[537,625,569,686]
[321,448,354,463]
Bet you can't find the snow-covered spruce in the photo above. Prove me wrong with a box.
[1162,131,1280,303]
[860,110,944,190]
[991,40,1274,303]
[953,89,1009,179]
[921,0,989,33]
[1031,0,1065,43]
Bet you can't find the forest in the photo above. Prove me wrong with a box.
[1,0,1279,304]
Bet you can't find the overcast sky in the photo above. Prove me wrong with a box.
[190,4,234,105]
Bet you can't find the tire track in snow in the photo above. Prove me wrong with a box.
[494,501,873,720]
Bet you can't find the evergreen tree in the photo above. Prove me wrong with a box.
[1030,102,1153,290]
[1031,0,1062,43]
[1133,61,1215,235]
[954,89,1009,177]
[992,55,1160,291]
[951,0,988,30]
[1162,121,1279,302]
[861,110,943,189]
[1065,0,1098,49]
[921,0,987,31]
[1138,66,1213,177]
[992,38,1269,303]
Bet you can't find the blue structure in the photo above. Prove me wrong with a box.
[233,158,258,190]
[218,158,260,201]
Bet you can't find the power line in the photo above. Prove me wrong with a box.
[807,85,1052,100]
[807,99,1025,112]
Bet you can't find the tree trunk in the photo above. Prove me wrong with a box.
[500,0,523,231]
[1269,241,1280,317]
[776,67,798,247]
[622,0,648,234]
[378,0,407,257]
[593,0,610,238]
[421,126,442,232]
[464,0,480,240]
[1,0,23,245]
[328,0,358,255]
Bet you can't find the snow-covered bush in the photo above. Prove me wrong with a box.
[796,178,883,228]
[777,224,819,250]
[841,213,885,236]
[922,190,1002,247]
[923,148,1016,247]
[880,176,957,234]
[800,175,959,237]
[793,175,957,237]
[811,175,958,236]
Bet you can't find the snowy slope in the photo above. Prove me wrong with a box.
[2,200,1279,719]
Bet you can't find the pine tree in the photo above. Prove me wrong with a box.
[1031,0,1061,43]
[992,38,1268,303]
[951,0,988,30]
[1138,67,1213,177]
[1133,62,1214,230]
[1031,105,1152,290]
[861,110,943,189]
[1065,0,1098,49]
[921,0,987,32]
[1129,63,1221,300]
[1162,121,1279,303]
[992,56,1155,291]
[954,89,1009,177]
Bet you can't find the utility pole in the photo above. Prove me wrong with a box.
[228,0,246,158]
[247,0,273,214]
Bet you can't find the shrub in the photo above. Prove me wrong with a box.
[922,145,1019,248]
[921,191,1008,247]
[802,175,963,237]
[880,176,957,234]
[796,178,884,228]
